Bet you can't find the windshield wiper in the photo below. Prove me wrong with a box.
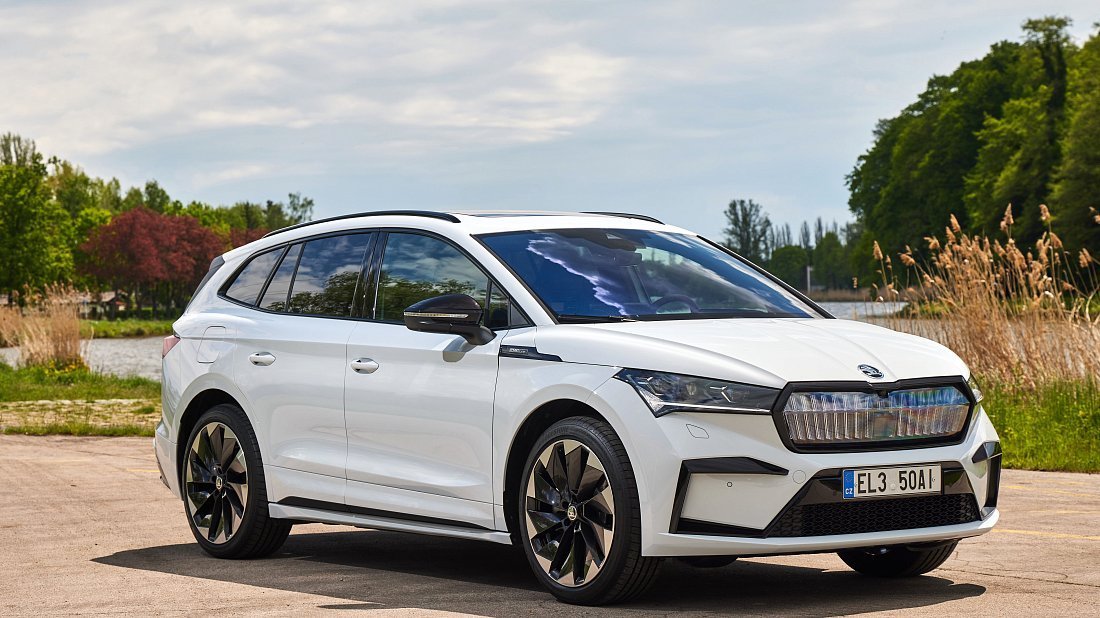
[557,314,639,324]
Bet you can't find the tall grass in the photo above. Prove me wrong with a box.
[0,286,87,370]
[873,205,1099,385]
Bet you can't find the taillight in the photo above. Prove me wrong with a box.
[162,335,181,358]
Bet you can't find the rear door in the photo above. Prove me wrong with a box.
[230,232,374,486]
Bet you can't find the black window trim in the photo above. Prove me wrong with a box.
[218,227,531,330]
[218,229,376,322]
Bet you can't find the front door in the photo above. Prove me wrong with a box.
[344,232,505,526]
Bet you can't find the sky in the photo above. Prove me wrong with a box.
[2,1,1097,239]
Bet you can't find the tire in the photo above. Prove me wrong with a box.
[838,541,958,577]
[181,403,291,559]
[517,416,661,605]
[678,556,738,569]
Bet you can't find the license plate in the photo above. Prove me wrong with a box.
[842,464,941,499]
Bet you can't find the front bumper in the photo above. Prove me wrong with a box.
[587,378,1002,557]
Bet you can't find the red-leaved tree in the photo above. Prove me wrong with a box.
[80,207,224,315]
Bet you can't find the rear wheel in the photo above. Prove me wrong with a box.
[838,541,958,577]
[182,404,291,558]
[518,417,661,605]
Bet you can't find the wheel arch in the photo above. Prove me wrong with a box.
[501,398,607,541]
[175,388,246,499]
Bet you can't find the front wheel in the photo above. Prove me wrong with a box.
[518,417,661,605]
[182,404,291,559]
[838,541,958,577]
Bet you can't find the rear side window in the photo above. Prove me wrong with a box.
[375,233,490,322]
[223,248,283,306]
[287,234,372,317]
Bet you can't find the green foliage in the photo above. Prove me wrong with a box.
[0,132,315,305]
[812,232,850,289]
[0,134,75,295]
[1051,26,1100,252]
[767,245,808,289]
[985,379,1100,472]
[79,319,175,339]
[2,422,153,437]
[0,361,160,402]
[849,17,1099,274]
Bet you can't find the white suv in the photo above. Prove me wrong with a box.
[156,210,1001,605]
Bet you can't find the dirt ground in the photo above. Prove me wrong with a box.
[1,435,1097,617]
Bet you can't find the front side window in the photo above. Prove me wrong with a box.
[479,228,818,322]
[286,234,372,317]
[375,233,490,322]
[224,247,283,306]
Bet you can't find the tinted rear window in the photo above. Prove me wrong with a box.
[287,234,372,317]
[223,248,283,306]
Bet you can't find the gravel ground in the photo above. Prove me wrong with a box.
[0,435,1097,617]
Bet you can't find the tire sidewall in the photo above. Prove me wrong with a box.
[517,417,637,603]
[182,403,266,558]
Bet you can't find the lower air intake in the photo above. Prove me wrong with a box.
[770,493,981,537]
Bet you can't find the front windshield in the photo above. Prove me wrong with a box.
[478,229,819,322]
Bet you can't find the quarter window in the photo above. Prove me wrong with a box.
[375,233,490,322]
[286,234,373,317]
[224,248,283,306]
[258,243,302,312]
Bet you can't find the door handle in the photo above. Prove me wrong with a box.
[248,352,276,366]
[350,358,380,374]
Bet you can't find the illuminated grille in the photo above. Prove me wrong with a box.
[782,386,969,447]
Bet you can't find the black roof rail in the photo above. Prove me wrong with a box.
[580,211,664,224]
[262,210,461,238]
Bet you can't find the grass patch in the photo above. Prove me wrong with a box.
[79,319,174,339]
[985,380,1100,473]
[3,422,152,437]
[0,362,159,402]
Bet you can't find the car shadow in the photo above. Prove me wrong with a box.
[94,528,985,616]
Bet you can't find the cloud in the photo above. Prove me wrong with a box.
[0,1,630,157]
[2,0,1097,234]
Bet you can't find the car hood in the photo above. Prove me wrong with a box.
[532,318,968,388]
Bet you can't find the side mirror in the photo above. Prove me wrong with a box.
[403,294,496,346]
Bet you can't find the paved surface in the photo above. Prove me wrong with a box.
[1,435,1097,617]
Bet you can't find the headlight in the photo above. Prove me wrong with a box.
[614,369,780,417]
[967,376,984,402]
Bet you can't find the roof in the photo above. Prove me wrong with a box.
[261,210,667,240]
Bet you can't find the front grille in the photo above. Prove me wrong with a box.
[770,493,981,537]
[781,386,971,449]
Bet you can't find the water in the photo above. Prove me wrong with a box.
[817,301,907,319]
[0,305,906,380]
[1,337,163,381]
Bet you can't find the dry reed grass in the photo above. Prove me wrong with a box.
[0,286,87,370]
[872,205,1099,386]
[0,305,20,348]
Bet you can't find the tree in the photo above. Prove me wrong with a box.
[768,245,808,290]
[722,199,772,263]
[965,17,1073,244]
[812,232,850,289]
[80,207,224,313]
[0,134,73,299]
[1051,24,1100,253]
